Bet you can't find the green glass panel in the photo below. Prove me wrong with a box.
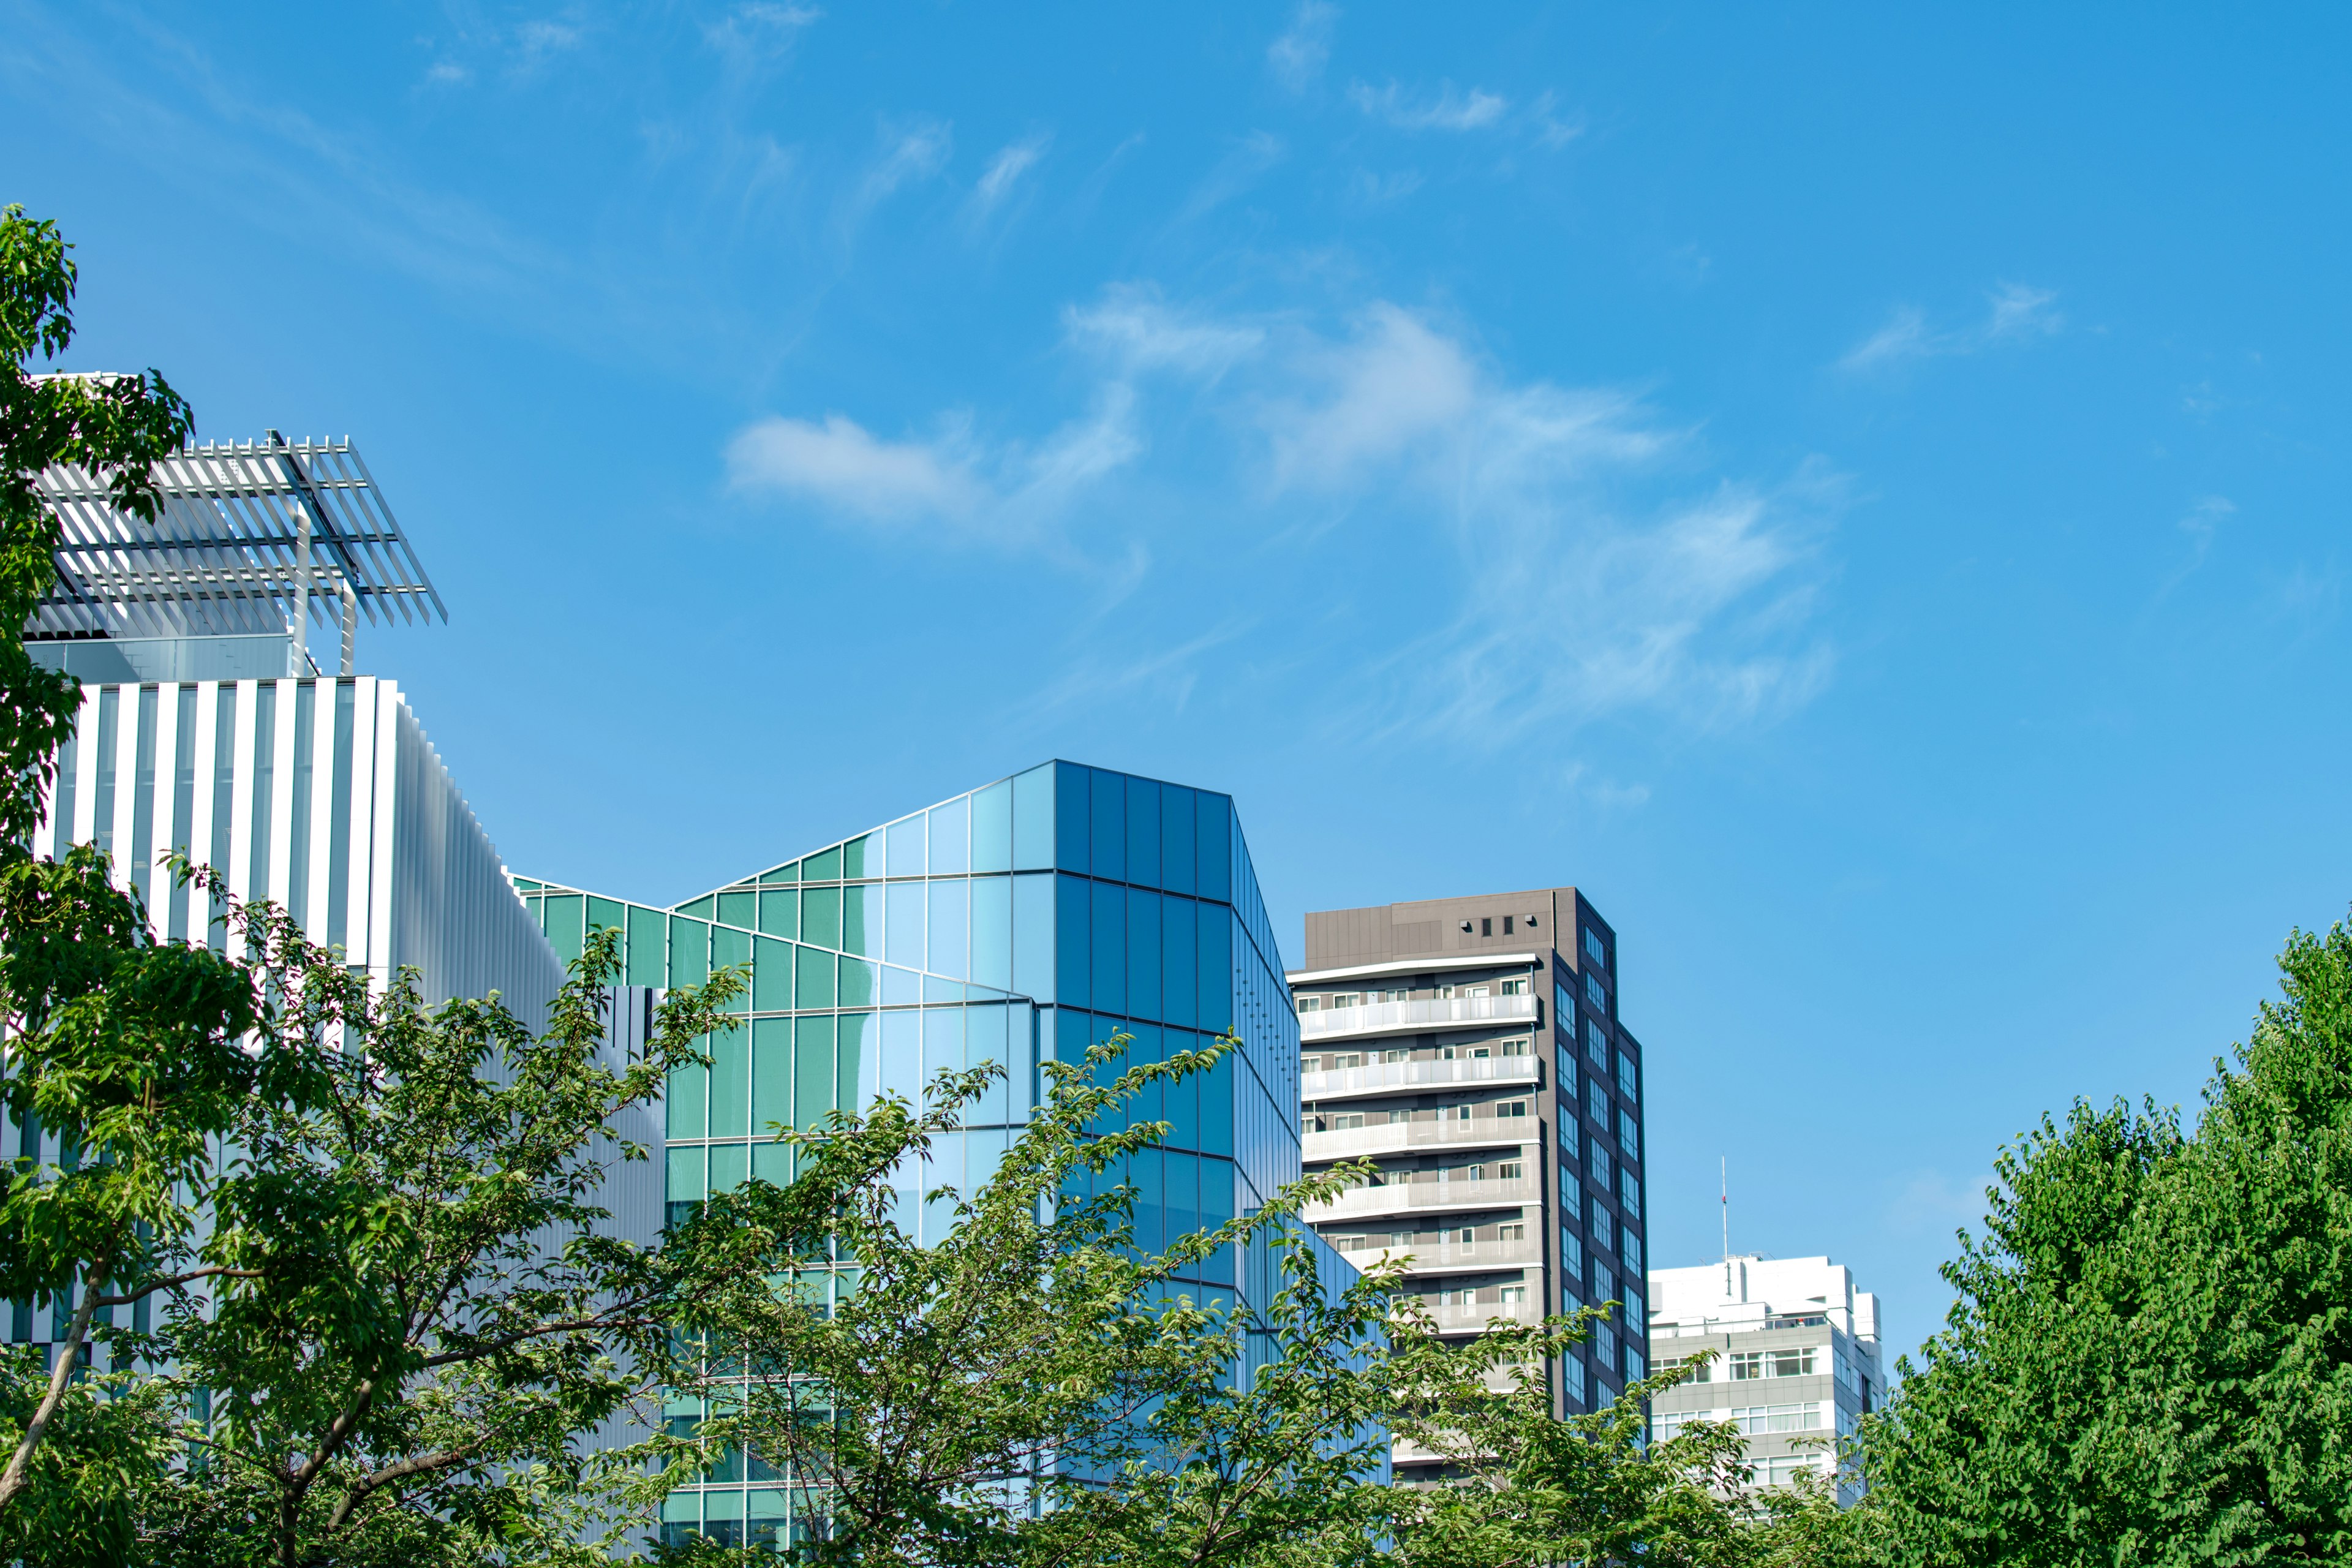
[543,893,584,965]
[759,888,799,938]
[514,876,545,894]
[838,1012,871,1111]
[795,1016,837,1129]
[801,886,841,949]
[752,1142,791,1186]
[841,883,877,956]
[587,895,625,935]
[839,957,877,1009]
[718,889,756,927]
[666,1058,709,1140]
[627,905,667,988]
[795,945,835,1009]
[709,1024,750,1137]
[709,1140,748,1194]
[753,937,793,1012]
[841,835,869,880]
[713,922,752,978]
[763,860,798,884]
[666,1144,707,1202]
[669,918,711,989]
[803,846,842,881]
[676,894,717,918]
[752,1018,793,1138]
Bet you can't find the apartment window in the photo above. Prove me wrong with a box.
[1555,982,1575,1025]
[1556,1114,1580,1158]
[1380,1048,1409,1063]
[1502,915,1514,934]
[1383,987,1412,1001]
[1594,1322,1619,1368]
[1297,995,1321,1012]
[1584,1016,1608,1066]
[1327,1053,1362,1071]
[1624,1348,1646,1381]
[1337,1236,1376,1253]
[1559,1169,1582,1208]
[1617,1050,1638,1101]
[1652,1408,1700,1444]
[1465,983,1491,998]
[1498,1036,1531,1056]
[1588,1201,1612,1251]
[1587,1080,1609,1123]
[1333,992,1362,1009]
[1434,1286,1472,1307]
[1585,971,1606,1010]
[1589,1140,1611,1186]
[1560,1227,1585,1278]
[1671,1354,1713,1384]
[1301,1115,1319,1136]
[1501,977,1529,995]
[1728,1403,1823,1436]
[1332,1113,1365,1131]
[1562,1354,1588,1405]
[1618,1169,1642,1219]
[1455,1105,1472,1121]
[1625,1286,1645,1331]
[1480,918,1493,936]
[1498,1159,1525,1180]
[1585,928,1607,967]
[1620,1230,1642,1272]
[1499,1099,1529,1119]
[1765,1454,1822,1485]
[1388,1109,1412,1125]
[1458,1227,1476,1245]
[1770,1347,1819,1378]
[1498,1285,1527,1305]
[1618,1109,1641,1159]
[1593,1263,1617,1305]
[1499,1223,1526,1243]
[1464,1163,1487,1183]
[1728,1352,1765,1381]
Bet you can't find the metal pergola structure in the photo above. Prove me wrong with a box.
[32,431,445,674]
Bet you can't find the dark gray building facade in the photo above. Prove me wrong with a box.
[1289,888,1646,1472]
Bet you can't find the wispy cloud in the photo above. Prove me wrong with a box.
[1267,1,1338,92]
[1841,282,2064,372]
[968,133,1051,221]
[1349,78,1510,132]
[1172,130,1284,226]
[703,2,822,72]
[1063,284,1265,379]
[1529,90,1584,149]
[837,118,952,241]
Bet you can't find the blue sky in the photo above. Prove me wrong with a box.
[10,1,2351,1365]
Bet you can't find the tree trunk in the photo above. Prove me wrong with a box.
[0,1259,109,1511]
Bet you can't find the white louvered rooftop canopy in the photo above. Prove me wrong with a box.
[32,431,445,641]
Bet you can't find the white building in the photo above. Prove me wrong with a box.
[1646,1256,1882,1501]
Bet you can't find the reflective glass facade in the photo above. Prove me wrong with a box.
[518,760,1319,1548]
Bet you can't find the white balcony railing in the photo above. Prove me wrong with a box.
[1300,1054,1538,1101]
[1327,1235,1545,1277]
[1302,1118,1538,1164]
[1422,1297,1545,1333]
[1306,1174,1539,1224]
[1300,992,1539,1042]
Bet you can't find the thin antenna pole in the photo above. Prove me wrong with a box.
[1722,1156,1731,1297]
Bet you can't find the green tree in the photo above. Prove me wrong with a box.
[1858,915,2352,1566]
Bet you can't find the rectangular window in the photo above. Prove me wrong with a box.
[1556,982,1575,1027]
[1589,1140,1611,1186]
[1727,1403,1823,1436]
[1563,1354,1588,1404]
[1585,971,1606,1010]
[1728,1352,1765,1381]
[1497,1160,1524,1180]
[1588,1201,1611,1250]
[1498,1223,1525,1243]
[1587,1080,1608,1122]
[1769,1346,1818,1378]
[1560,1227,1584,1278]
[1624,1348,1646,1381]
[1585,1016,1607,1066]
[1501,977,1528,995]
[1480,917,1492,936]
[1594,1321,1618,1368]
[1617,1050,1638,1101]
[1498,1284,1526,1305]
[1559,1169,1581,1208]
[1618,1109,1640,1159]
[1585,929,1606,966]
[1296,995,1321,1012]
[1499,1099,1529,1118]
[1498,1036,1531,1056]
[1620,1229,1642,1272]
[1670,1354,1713,1384]
[1332,1113,1365,1131]
[1556,1113,1579,1157]
[1618,1168,1642,1220]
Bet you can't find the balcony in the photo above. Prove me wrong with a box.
[1421,1297,1545,1335]
[1300,1054,1539,1101]
[1329,1234,1544,1278]
[1306,1174,1539,1225]
[1300,993,1539,1042]
[1303,1117,1539,1164]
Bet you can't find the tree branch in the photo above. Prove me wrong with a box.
[0,1259,108,1512]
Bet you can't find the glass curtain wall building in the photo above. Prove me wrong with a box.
[1288,888,1646,1479]
[518,760,1334,1550]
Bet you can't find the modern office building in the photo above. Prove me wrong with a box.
[1287,888,1648,1475]
[519,760,1338,1550]
[1647,1255,1882,1501]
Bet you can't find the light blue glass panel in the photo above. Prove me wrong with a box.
[1126,888,1162,1022]
[922,1006,965,1100]
[881,1010,921,1106]
[886,813,925,876]
[1196,794,1232,903]
[840,957,878,1009]
[883,965,921,1006]
[968,1003,1010,1125]
[753,937,792,1011]
[1160,785,1196,897]
[1161,896,1197,1028]
[1126,777,1161,889]
[666,1057,708,1140]
[709,1140,748,1194]
[1196,903,1233,1033]
[885,882,924,968]
[1089,768,1125,883]
[758,888,798,938]
[1012,872,1054,1004]
[927,879,969,979]
[972,780,1012,873]
[840,1012,877,1109]
[1090,880,1126,1017]
[1159,1029,1199,1150]
[841,884,878,957]
[752,1019,793,1138]
[971,876,1012,991]
[1055,761,1089,873]
[710,1024,750,1137]
[929,796,970,874]
[1012,764,1054,872]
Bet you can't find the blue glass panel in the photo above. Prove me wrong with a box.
[1196,904,1233,1033]
[1126,1023,1164,1123]
[1012,872,1055,1003]
[1159,1029,1199,1149]
[968,1004,1010,1125]
[840,957,878,1010]
[971,876,1012,991]
[1196,794,1232,903]
[841,884,879,957]
[1012,764,1054,872]
[709,1140,748,1194]
[1198,1050,1234,1156]
[752,1019,792,1139]
[922,1006,966,1093]
[971,780,1012,873]
[927,879,968,979]
[1125,777,1161,889]
[884,883,924,967]
[929,796,970,875]
[1054,761,1090,873]
[1155,786,1195,896]
[922,973,966,1004]
[1161,897,1197,1028]
[1130,1145,1163,1256]
[882,965,921,1006]
[1162,1148,1199,1251]
[885,813,925,877]
[1126,888,1162,1022]
[710,1024,750,1137]
[1198,1156,1235,1283]
[1084,767,1123,883]
[666,1058,708,1140]
[1054,875,1089,1009]
[1090,880,1126,1017]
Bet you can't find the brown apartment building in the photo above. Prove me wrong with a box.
[1289,888,1648,1475]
